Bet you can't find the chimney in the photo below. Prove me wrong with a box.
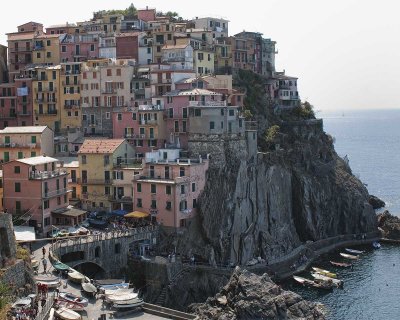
[146,6,148,10]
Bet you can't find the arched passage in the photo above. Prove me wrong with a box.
[73,262,106,279]
[61,251,85,263]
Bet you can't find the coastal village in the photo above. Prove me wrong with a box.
[0,4,388,320]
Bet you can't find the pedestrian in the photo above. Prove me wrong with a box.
[42,258,47,273]
[42,247,46,258]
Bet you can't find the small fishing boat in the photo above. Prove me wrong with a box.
[35,275,59,282]
[32,259,40,270]
[53,261,70,272]
[59,292,88,307]
[372,241,381,249]
[340,252,359,260]
[113,298,144,309]
[330,261,351,268]
[293,275,333,290]
[82,282,97,296]
[99,283,129,291]
[48,308,55,320]
[311,272,344,287]
[55,307,82,320]
[35,275,61,288]
[12,297,31,309]
[94,279,125,287]
[68,271,86,283]
[55,300,85,311]
[345,248,364,255]
[106,292,139,303]
[312,267,337,278]
[104,288,132,296]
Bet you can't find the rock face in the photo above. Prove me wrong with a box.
[189,267,325,320]
[377,210,400,239]
[368,195,386,209]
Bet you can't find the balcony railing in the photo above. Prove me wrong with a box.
[43,188,71,198]
[189,101,226,107]
[101,88,117,94]
[17,111,31,116]
[81,178,113,185]
[30,169,68,180]
[109,195,133,203]
[34,87,57,93]
[35,110,58,116]
[0,142,39,148]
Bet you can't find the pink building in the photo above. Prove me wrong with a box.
[15,78,34,126]
[60,34,99,63]
[0,83,18,129]
[132,149,209,228]
[112,105,167,156]
[137,8,156,22]
[116,33,139,61]
[3,156,71,236]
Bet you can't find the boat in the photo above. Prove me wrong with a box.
[68,271,86,283]
[312,267,337,278]
[372,241,381,249]
[48,308,55,320]
[12,297,31,309]
[59,292,89,307]
[345,248,364,255]
[113,298,144,309]
[94,279,125,287]
[35,275,61,288]
[35,275,59,282]
[106,292,139,303]
[53,261,70,272]
[32,259,40,270]
[82,282,97,296]
[293,275,333,290]
[54,307,82,320]
[311,272,344,287]
[99,283,129,291]
[330,261,351,268]
[104,288,132,296]
[88,218,108,229]
[340,252,359,260]
[55,300,85,311]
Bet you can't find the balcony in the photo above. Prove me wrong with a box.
[35,110,58,116]
[0,142,39,148]
[133,173,190,184]
[138,119,158,125]
[43,187,71,199]
[17,110,31,116]
[62,80,80,86]
[81,178,113,185]
[64,103,81,109]
[35,87,57,93]
[0,114,17,119]
[101,88,117,94]
[30,169,68,180]
[109,195,133,203]
[189,101,226,107]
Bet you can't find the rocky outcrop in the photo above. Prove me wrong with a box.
[368,195,385,209]
[189,267,325,320]
[378,210,400,239]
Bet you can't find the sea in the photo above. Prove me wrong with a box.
[284,109,400,320]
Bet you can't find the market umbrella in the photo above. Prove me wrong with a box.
[124,211,149,218]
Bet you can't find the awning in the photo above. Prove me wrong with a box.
[125,211,149,218]
[51,206,87,217]
[111,209,128,217]
[14,226,36,242]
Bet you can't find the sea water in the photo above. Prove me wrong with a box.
[285,109,400,320]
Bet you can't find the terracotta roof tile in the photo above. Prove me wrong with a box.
[78,139,125,154]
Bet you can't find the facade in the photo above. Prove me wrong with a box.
[32,34,61,65]
[57,157,81,205]
[0,45,7,84]
[46,23,78,35]
[0,83,18,128]
[14,78,34,126]
[161,44,193,71]
[190,17,229,38]
[0,126,54,163]
[132,149,209,228]
[267,72,300,108]
[214,37,233,75]
[232,35,256,72]
[99,34,116,59]
[60,34,99,63]
[193,49,214,75]
[78,139,135,213]
[116,33,139,60]
[2,156,70,236]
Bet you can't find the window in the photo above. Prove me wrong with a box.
[192,183,196,192]
[151,200,157,209]
[180,167,185,177]
[220,109,224,116]
[182,121,187,132]
[62,46,66,52]
[82,186,87,193]
[193,198,197,208]
[36,52,41,59]
[147,47,151,54]
[44,217,50,226]
[90,44,95,51]
[168,108,173,118]
[180,185,185,194]
[137,198,142,207]
[151,184,156,193]
[95,247,100,258]
[46,52,51,58]
[132,113,136,120]
[229,109,235,116]
[63,177,67,188]
[115,243,121,254]
[194,109,201,117]
[117,113,122,121]
[166,201,171,210]
[107,69,112,76]
[17,152,23,159]
[81,155,86,164]
[166,185,171,195]
[105,112,110,119]
[104,186,110,195]
[16,201,21,213]
[44,200,49,209]
[210,121,215,130]
[183,108,188,118]
[57,197,61,205]
[174,121,179,132]
[179,200,187,211]
[15,182,21,192]
[104,155,110,165]
[137,183,142,192]
[64,194,67,203]
[116,69,121,76]
[14,166,20,174]
[31,151,36,157]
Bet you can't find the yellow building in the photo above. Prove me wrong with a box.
[60,62,82,134]
[58,157,81,205]
[32,34,61,65]
[78,139,135,213]
[193,49,214,75]
[32,66,62,133]
[214,38,233,75]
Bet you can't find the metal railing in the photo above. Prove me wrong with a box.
[43,188,71,198]
[30,169,68,180]
[35,293,55,320]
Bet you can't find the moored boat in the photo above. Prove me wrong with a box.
[35,275,59,282]
[340,252,359,260]
[345,248,364,255]
[53,261,70,272]
[55,300,85,311]
[312,267,337,278]
[35,275,61,288]
[68,271,86,283]
[59,292,88,307]
[81,282,97,296]
[94,279,125,287]
[106,292,139,303]
[372,241,381,249]
[12,297,31,309]
[104,288,132,296]
[293,275,333,290]
[311,272,344,287]
[99,283,129,291]
[48,308,55,320]
[55,307,82,320]
[330,261,351,268]
[113,298,144,309]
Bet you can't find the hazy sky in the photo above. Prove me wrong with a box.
[1,0,398,111]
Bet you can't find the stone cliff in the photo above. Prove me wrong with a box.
[170,70,377,266]
[189,267,325,320]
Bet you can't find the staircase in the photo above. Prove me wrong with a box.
[155,286,167,306]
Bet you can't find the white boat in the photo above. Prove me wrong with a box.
[36,278,61,288]
[311,267,337,278]
[345,248,364,254]
[372,241,381,249]
[311,272,343,287]
[99,282,129,291]
[59,292,88,307]
[104,288,132,296]
[35,275,59,282]
[292,275,333,290]
[56,300,85,311]
[12,297,31,309]
[94,279,125,287]
[68,271,86,283]
[106,292,139,303]
[55,307,82,320]
[48,308,55,320]
[113,298,144,309]
[82,282,97,295]
[340,252,359,260]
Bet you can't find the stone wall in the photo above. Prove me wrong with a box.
[1,259,27,289]
[0,214,17,268]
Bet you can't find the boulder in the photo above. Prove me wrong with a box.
[189,267,325,320]
[377,210,400,239]
[368,195,386,209]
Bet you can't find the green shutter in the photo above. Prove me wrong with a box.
[4,152,9,162]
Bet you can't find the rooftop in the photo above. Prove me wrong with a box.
[47,23,77,28]
[162,44,189,50]
[51,206,87,217]
[0,126,49,134]
[57,157,79,168]
[35,34,61,39]
[78,139,125,154]
[7,32,36,41]
[17,155,58,166]
[164,88,221,96]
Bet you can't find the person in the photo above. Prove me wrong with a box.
[42,258,47,273]
[42,247,46,258]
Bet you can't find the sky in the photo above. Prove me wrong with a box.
[1,0,399,111]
